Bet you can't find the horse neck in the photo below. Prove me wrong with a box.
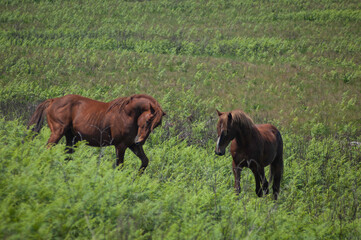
[233,123,258,147]
[125,98,150,118]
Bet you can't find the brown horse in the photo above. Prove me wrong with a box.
[215,110,283,200]
[28,94,165,172]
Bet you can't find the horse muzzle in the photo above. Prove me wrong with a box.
[215,137,225,156]
[215,150,225,156]
[215,146,225,156]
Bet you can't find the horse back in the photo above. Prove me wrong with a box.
[47,95,111,130]
[255,124,279,142]
[48,94,109,116]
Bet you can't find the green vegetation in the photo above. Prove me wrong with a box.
[1,0,360,239]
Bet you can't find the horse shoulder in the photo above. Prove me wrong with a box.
[230,138,249,161]
[230,139,238,157]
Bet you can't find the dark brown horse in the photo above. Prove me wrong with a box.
[28,94,165,172]
[215,110,283,200]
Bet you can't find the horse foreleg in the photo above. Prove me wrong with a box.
[65,131,78,159]
[114,144,126,169]
[232,160,241,194]
[129,144,149,174]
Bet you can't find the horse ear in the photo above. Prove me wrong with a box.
[228,112,232,122]
[216,109,223,116]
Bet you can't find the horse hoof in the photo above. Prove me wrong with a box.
[273,193,279,200]
[256,190,263,197]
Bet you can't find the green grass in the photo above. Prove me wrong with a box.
[1,120,360,239]
[1,0,361,239]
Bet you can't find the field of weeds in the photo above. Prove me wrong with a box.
[1,0,360,239]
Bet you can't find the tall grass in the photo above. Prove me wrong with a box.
[1,0,361,238]
[0,119,360,239]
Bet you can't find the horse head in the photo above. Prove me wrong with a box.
[132,97,166,145]
[109,94,165,146]
[215,110,235,156]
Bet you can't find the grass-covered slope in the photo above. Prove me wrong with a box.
[1,0,361,239]
[1,120,360,239]
[1,0,360,129]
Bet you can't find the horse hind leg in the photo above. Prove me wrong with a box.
[47,130,65,147]
[271,131,284,200]
[250,160,269,197]
[270,155,283,200]
[47,120,67,148]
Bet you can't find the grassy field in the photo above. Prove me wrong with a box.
[1,0,361,239]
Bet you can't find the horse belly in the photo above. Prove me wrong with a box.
[71,125,113,147]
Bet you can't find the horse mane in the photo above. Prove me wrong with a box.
[131,94,165,130]
[231,110,255,132]
[107,97,129,112]
[107,94,165,130]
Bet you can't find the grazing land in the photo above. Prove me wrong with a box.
[1,0,360,239]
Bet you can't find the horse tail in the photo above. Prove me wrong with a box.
[270,130,283,199]
[27,99,52,133]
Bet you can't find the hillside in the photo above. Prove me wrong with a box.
[1,0,361,239]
